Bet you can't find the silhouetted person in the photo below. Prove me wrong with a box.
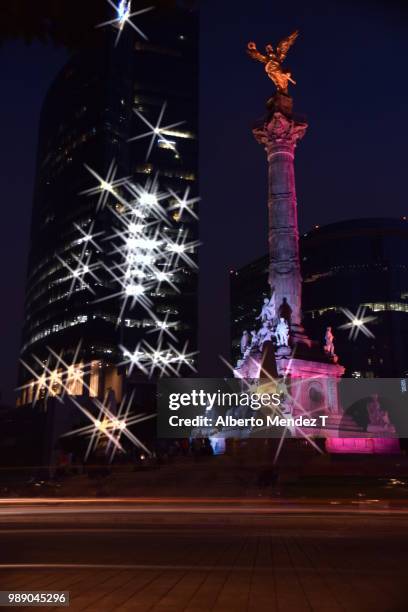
[279,297,292,325]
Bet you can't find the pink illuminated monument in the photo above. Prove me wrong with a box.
[235,32,399,453]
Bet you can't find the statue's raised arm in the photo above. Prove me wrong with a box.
[247,42,267,64]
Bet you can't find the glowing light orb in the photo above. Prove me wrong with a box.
[156,272,168,282]
[100,180,114,193]
[140,193,158,206]
[129,222,144,234]
[117,0,131,27]
[125,284,145,296]
[167,243,185,254]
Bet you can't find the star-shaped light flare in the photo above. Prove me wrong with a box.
[74,221,104,255]
[164,233,200,270]
[81,161,130,211]
[121,339,197,378]
[128,102,185,160]
[62,391,155,462]
[168,187,200,221]
[96,0,154,46]
[19,346,156,463]
[56,251,101,297]
[18,342,92,406]
[338,305,376,340]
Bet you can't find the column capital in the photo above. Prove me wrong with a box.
[253,111,308,153]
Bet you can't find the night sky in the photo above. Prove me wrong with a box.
[0,0,407,401]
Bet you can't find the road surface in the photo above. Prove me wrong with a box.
[0,499,407,611]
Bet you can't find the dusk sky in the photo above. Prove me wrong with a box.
[1,0,407,401]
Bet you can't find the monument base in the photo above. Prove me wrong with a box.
[234,348,398,453]
[275,355,345,419]
[234,347,345,416]
[326,438,401,455]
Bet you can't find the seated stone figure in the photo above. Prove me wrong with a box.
[257,321,274,350]
[275,317,289,346]
[256,293,276,323]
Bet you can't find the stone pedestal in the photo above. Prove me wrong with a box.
[266,92,293,117]
[277,356,345,418]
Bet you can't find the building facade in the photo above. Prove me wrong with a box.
[18,7,199,413]
[231,218,408,378]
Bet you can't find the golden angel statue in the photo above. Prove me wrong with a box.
[247,31,299,94]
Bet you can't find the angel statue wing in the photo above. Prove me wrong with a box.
[276,30,299,62]
[246,41,267,64]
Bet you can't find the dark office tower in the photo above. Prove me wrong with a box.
[19,7,199,407]
[231,218,408,378]
[301,219,408,378]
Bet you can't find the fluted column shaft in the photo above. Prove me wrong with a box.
[254,110,307,327]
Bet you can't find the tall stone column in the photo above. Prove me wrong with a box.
[253,96,307,331]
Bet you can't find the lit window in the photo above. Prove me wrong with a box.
[66,363,84,396]
[89,361,100,398]
[161,129,194,139]
[157,139,176,151]
[27,382,34,404]
[49,369,62,396]
[135,163,153,175]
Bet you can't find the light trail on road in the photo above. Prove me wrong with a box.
[1,498,408,518]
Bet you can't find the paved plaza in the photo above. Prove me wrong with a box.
[0,502,407,611]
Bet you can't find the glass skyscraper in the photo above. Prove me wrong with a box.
[19,6,199,408]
